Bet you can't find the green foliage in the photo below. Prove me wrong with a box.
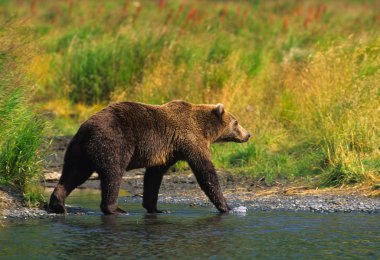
[23,185,46,207]
[0,24,45,205]
[0,0,378,188]
[207,37,231,63]
[60,35,167,104]
[0,91,44,189]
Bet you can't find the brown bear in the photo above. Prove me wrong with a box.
[49,100,251,215]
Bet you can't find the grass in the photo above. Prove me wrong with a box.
[0,23,45,206]
[60,35,167,104]
[0,0,379,188]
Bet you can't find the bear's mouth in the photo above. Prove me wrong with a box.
[215,136,250,143]
[235,137,250,143]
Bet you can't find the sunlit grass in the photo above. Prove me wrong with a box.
[0,0,379,187]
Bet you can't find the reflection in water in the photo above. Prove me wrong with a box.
[1,190,379,259]
[48,212,229,259]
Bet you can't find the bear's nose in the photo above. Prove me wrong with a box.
[247,132,252,138]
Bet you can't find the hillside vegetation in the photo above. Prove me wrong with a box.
[0,0,379,188]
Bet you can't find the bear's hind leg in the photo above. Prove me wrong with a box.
[142,165,171,213]
[49,163,93,214]
[98,168,126,215]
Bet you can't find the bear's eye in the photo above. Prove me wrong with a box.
[234,121,238,126]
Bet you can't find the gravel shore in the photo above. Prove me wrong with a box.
[1,136,379,220]
[3,169,379,221]
[124,170,380,214]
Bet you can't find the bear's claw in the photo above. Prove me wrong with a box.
[49,202,67,214]
[116,207,127,214]
[49,193,67,214]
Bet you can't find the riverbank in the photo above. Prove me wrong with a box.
[1,136,379,220]
[1,168,380,221]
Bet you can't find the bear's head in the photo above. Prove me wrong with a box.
[213,103,251,143]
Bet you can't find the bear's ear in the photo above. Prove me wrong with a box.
[214,103,224,117]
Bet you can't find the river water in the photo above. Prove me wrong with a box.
[1,189,379,259]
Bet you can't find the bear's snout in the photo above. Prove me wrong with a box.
[241,131,251,142]
[237,124,251,143]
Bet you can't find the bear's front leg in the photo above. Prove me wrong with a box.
[187,154,231,213]
[143,165,171,213]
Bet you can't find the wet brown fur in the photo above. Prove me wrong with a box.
[49,100,250,215]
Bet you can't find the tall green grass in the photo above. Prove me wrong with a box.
[1,0,378,188]
[59,35,167,104]
[0,24,45,205]
[0,90,44,189]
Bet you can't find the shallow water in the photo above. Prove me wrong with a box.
[1,189,379,259]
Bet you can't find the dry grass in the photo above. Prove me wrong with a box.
[0,0,379,188]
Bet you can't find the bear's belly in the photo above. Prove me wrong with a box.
[127,151,170,170]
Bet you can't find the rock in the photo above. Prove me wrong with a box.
[44,171,61,181]
[232,206,248,214]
